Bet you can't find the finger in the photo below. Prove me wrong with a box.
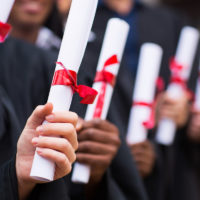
[163,94,178,105]
[131,146,155,159]
[78,128,120,146]
[76,118,84,132]
[36,123,78,150]
[76,153,110,167]
[32,137,76,163]
[26,103,53,129]
[82,119,118,132]
[131,150,152,161]
[45,111,78,127]
[159,109,177,120]
[77,141,117,155]
[133,154,155,166]
[129,140,150,149]
[36,148,72,177]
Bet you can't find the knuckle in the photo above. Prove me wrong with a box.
[71,152,76,163]
[64,123,76,137]
[58,154,67,164]
[64,162,72,175]
[61,139,69,150]
[66,122,74,132]
[74,140,78,151]
[93,118,102,127]
[71,112,78,125]
[82,142,91,152]
[66,164,72,174]
[86,128,95,139]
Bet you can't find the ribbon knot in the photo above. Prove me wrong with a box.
[169,57,188,90]
[94,71,116,87]
[93,54,119,118]
[133,101,155,129]
[52,62,98,104]
[0,22,11,43]
[170,57,185,74]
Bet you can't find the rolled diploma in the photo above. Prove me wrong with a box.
[71,18,129,184]
[30,0,98,182]
[126,43,163,144]
[0,0,15,23]
[194,62,200,110]
[156,26,200,145]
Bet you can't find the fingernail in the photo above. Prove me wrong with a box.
[36,126,43,133]
[32,137,39,146]
[36,147,43,155]
[46,114,54,121]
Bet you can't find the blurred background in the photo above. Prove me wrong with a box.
[141,0,200,26]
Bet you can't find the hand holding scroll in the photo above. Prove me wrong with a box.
[16,103,78,200]
[76,119,121,184]
[156,91,190,128]
[128,140,156,178]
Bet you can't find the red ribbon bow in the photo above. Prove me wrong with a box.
[93,55,119,118]
[169,57,187,89]
[133,102,155,129]
[169,57,194,100]
[0,22,11,43]
[52,62,98,104]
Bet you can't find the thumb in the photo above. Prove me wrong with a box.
[26,103,53,129]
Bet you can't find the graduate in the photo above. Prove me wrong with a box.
[9,0,62,50]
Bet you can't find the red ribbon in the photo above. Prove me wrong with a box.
[156,77,165,93]
[0,22,11,43]
[93,55,119,118]
[169,57,195,100]
[169,57,187,88]
[133,101,155,129]
[52,62,98,104]
[170,57,185,74]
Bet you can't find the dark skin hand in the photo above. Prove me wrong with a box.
[187,107,200,143]
[128,140,156,178]
[155,91,190,128]
[76,118,121,199]
[76,118,121,185]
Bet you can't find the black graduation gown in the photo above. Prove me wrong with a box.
[70,3,200,200]
[0,86,20,166]
[0,37,55,130]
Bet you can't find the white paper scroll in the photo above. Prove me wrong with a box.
[126,43,163,144]
[30,0,98,182]
[194,62,200,110]
[71,18,130,184]
[0,0,15,23]
[156,26,199,145]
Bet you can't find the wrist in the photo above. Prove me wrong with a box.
[16,155,36,200]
